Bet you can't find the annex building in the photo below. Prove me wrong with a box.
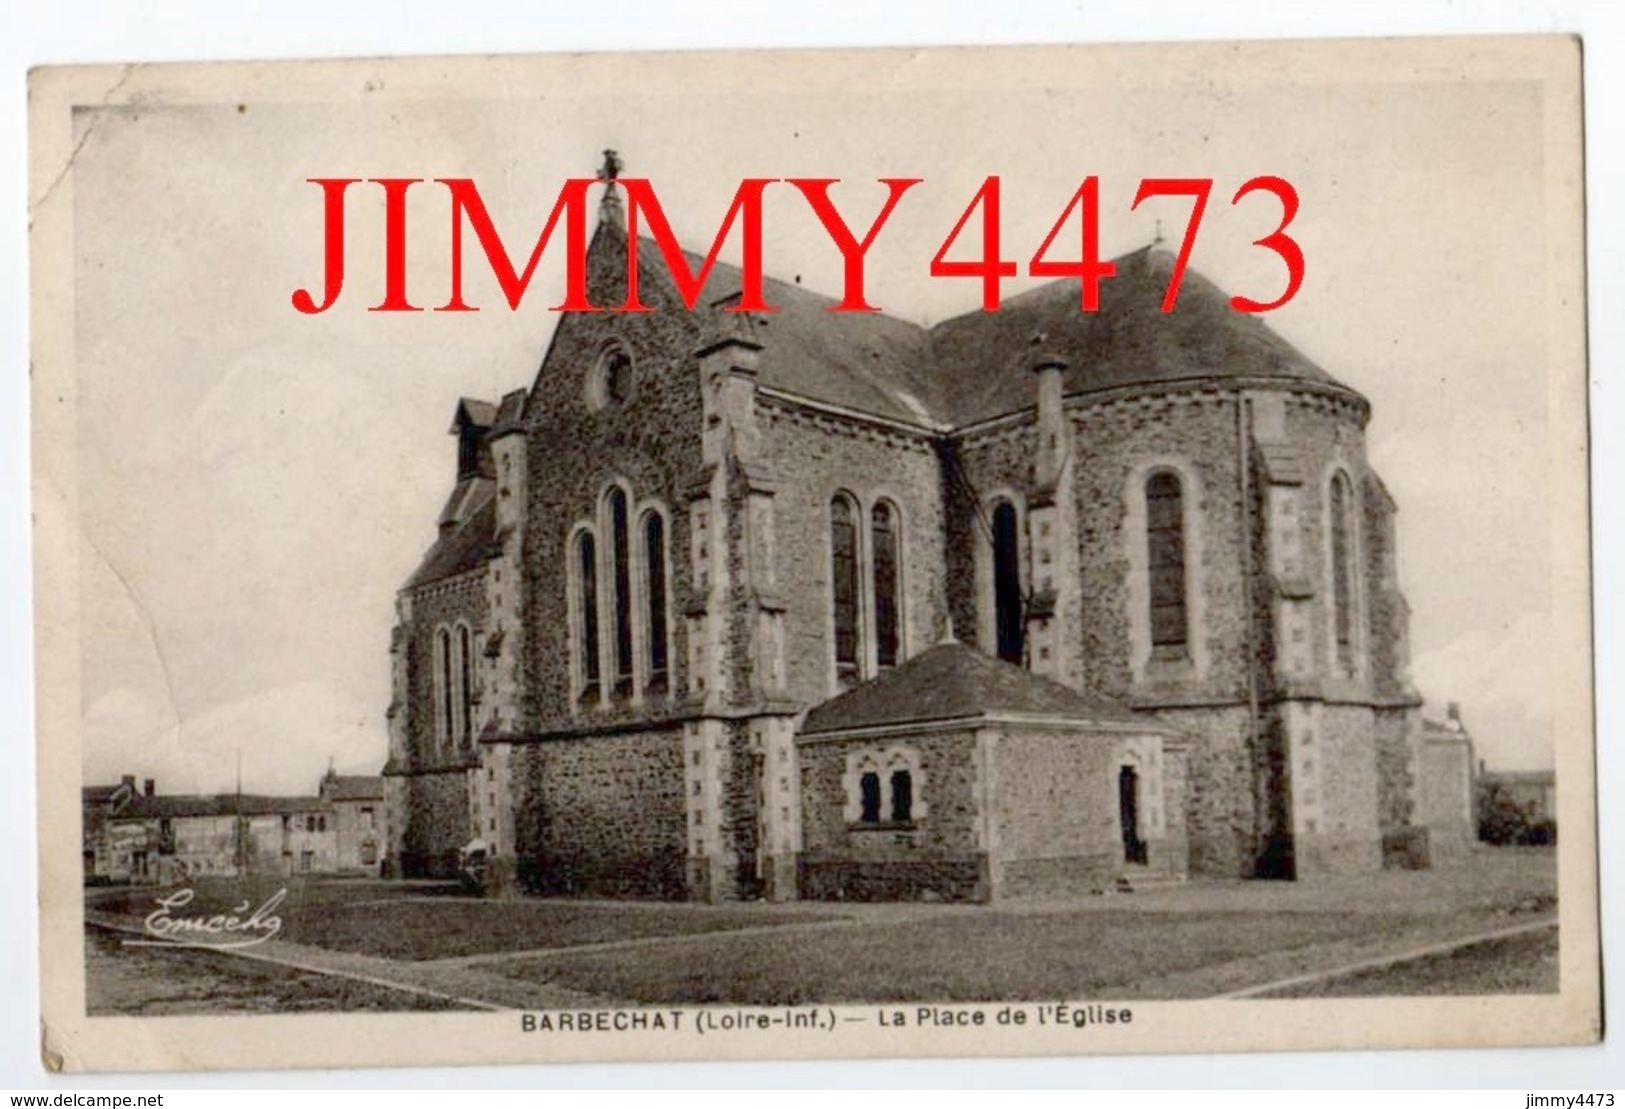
[382,176,1452,902]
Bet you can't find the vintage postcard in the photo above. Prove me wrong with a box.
[29,35,1596,1073]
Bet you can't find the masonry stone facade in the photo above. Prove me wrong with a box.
[383,180,1443,901]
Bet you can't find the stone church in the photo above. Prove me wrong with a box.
[382,173,1435,902]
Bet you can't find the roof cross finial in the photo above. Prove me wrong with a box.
[596,148,625,230]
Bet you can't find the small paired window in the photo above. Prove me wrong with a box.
[855,768,915,825]
[846,747,924,827]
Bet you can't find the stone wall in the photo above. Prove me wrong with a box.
[797,729,984,902]
[399,769,472,878]
[992,727,1183,897]
[509,727,688,898]
[759,400,947,707]
[519,226,705,733]
[1295,703,1384,874]
[403,571,488,769]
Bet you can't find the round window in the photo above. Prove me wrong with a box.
[589,344,634,410]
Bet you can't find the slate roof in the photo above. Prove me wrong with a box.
[634,232,1355,431]
[800,640,1156,736]
[669,242,941,427]
[924,248,1346,427]
[405,482,496,590]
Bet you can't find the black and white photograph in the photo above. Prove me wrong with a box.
[28,33,1596,1072]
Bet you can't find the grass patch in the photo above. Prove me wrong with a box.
[84,926,470,1015]
[496,908,1411,1004]
[1261,927,1559,997]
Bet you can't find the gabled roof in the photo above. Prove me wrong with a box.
[800,640,1154,736]
[450,397,497,432]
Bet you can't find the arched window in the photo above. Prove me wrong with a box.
[1329,473,1354,669]
[576,532,600,699]
[607,488,633,694]
[643,511,669,692]
[991,501,1024,665]
[831,495,861,687]
[458,624,474,744]
[1145,471,1188,649]
[871,500,901,669]
[435,627,453,748]
[859,772,882,824]
[889,769,913,824]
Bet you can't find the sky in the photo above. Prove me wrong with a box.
[66,49,1566,795]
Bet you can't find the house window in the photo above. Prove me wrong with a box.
[889,769,913,823]
[644,511,669,691]
[859,771,882,824]
[576,531,600,699]
[360,807,374,831]
[872,500,901,669]
[1146,471,1188,649]
[831,494,861,688]
[458,624,474,743]
[991,501,1024,665]
[299,851,313,873]
[1329,472,1355,670]
[608,488,633,695]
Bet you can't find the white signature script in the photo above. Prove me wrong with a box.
[126,887,287,949]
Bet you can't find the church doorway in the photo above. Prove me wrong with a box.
[1118,765,1148,865]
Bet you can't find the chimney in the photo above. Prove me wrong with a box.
[143,778,156,798]
[121,774,136,792]
[1447,701,1461,722]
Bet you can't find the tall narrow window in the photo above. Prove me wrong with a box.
[831,495,860,687]
[859,771,882,824]
[644,511,669,691]
[1146,471,1188,649]
[890,769,913,824]
[1330,474,1354,669]
[991,501,1024,665]
[608,489,633,694]
[435,627,453,747]
[872,501,901,669]
[577,532,600,699]
[458,624,474,744]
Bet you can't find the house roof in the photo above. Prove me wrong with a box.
[624,229,1357,431]
[799,639,1154,736]
[115,794,332,820]
[322,774,384,802]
